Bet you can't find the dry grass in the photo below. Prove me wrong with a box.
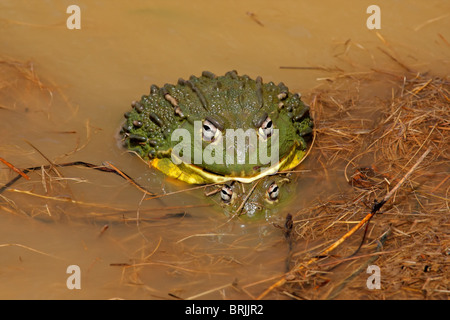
[253,72,449,300]
[0,55,448,300]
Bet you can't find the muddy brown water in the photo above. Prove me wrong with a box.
[0,1,449,299]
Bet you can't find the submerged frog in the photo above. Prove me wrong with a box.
[120,71,313,184]
[205,173,294,220]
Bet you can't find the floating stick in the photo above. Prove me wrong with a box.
[0,157,30,180]
[0,161,155,196]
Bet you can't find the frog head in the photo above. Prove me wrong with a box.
[121,71,313,184]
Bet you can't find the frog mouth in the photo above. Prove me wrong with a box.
[149,141,307,184]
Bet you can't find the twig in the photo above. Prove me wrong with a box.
[0,243,63,260]
[0,157,30,180]
[325,228,392,299]
[246,12,264,27]
[378,47,412,73]
[24,140,63,178]
[0,161,155,196]
[380,147,431,204]
[145,183,217,201]
[105,161,155,196]
[176,233,235,244]
[235,179,261,217]
[414,14,449,31]
[284,213,294,272]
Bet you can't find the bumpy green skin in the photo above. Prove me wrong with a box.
[120,71,313,177]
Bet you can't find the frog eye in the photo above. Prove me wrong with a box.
[220,185,233,203]
[266,182,279,201]
[259,116,274,139]
[202,119,218,142]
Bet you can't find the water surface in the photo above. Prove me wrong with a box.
[0,0,449,299]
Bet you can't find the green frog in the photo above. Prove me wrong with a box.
[120,71,313,185]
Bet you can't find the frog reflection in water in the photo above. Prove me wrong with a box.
[205,173,294,220]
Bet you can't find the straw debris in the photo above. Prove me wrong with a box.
[256,73,449,299]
